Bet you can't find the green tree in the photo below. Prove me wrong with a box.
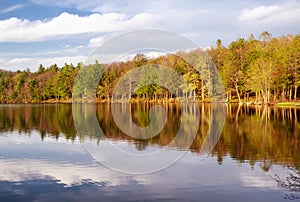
[28,78,41,102]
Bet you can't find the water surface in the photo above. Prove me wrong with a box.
[0,104,299,201]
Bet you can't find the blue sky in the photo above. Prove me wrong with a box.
[0,0,299,71]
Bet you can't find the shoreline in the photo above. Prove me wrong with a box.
[1,98,300,107]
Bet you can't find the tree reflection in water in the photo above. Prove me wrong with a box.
[271,167,300,200]
[0,103,299,172]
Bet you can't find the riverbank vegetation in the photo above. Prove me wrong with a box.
[0,31,299,104]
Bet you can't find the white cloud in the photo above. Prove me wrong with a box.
[0,158,131,187]
[0,132,148,187]
[0,12,157,42]
[112,51,167,63]
[239,5,280,21]
[1,55,87,71]
[0,4,24,13]
[240,173,276,188]
[89,36,112,48]
[0,134,129,186]
[239,1,300,24]
[65,45,86,53]
[1,0,300,71]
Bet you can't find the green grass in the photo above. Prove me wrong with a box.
[276,102,300,107]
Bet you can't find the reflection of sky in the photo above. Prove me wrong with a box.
[0,131,290,201]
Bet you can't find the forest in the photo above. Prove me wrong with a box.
[0,31,299,104]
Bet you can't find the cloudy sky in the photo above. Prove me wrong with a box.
[0,0,299,71]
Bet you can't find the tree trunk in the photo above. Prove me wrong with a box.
[294,85,298,101]
[235,85,241,103]
[235,104,241,122]
[201,80,204,102]
[282,87,285,101]
[294,108,298,125]
[226,91,229,102]
[261,90,268,105]
[255,91,258,102]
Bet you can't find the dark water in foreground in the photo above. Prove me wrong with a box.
[0,104,299,201]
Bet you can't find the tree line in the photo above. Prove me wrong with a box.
[208,31,300,104]
[0,31,299,104]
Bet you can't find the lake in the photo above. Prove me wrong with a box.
[0,103,299,201]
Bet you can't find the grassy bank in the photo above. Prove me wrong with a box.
[3,98,300,107]
[276,102,300,107]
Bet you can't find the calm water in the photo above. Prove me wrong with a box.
[0,104,299,201]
